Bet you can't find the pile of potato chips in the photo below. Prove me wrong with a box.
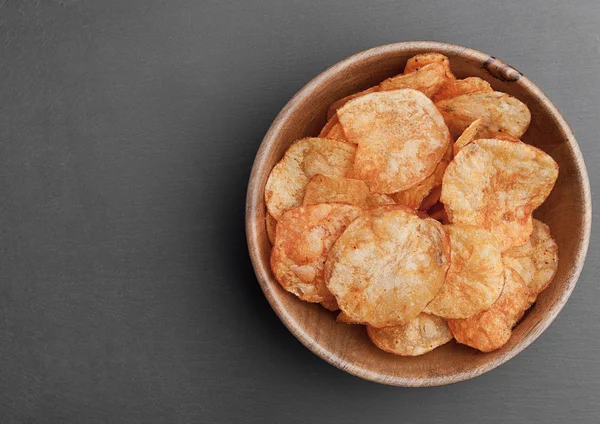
[265,53,559,355]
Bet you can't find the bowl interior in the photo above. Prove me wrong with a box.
[246,42,591,386]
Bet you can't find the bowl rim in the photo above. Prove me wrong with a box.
[245,41,592,387]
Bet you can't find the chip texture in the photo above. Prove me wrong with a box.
[367,314,453,356]
[425,224,504,319]
[327,86,379,120]
[265,138,356,219]
[319,116,347,142]
[325,206,451,328]
[436,91,531,138]
[338,89,450,193]
[432,77,492,102]
[404,53,455,80]
[271,204,362,303]
[503,219,558,301]
[379,63,448,98]
[441,138,559,251]
[448,266,532,352]
[453,118,481,156]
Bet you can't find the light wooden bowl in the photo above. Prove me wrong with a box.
[246,41,592,386]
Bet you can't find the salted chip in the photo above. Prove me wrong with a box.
[266,213,277,245]
[503,219,559,301]
[303,175,394,210]
[391,157,449,209]
[367,314,453,356]
[454,118,481,156]
[448,266,532,352]
[424,224,504,319]
[336,311,362,324]
[432,77,492,102]
[441,138,559,251]
[419,185,442,211]
[436,91,531,138]
[404,53,455,80]
[338,89,450,193]
[265,138,356,219]
[327,86,379,120]
[271,204,362,303]
[325,206,451,328]
[319,115,348,142]
[321,299,339,311]
[379,63,448,98]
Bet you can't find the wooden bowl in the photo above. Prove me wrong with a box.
[246,41,592,386]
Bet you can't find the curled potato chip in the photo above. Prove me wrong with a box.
[321,299,339,311]
[266,213,277,245]
[338,89,450,193]
[367,314,453,356]
[265,138,356,219]
[424,224,505,319]
[419,185,442,211]
[271,204,362,303]
[325,206,451,328]
[319,115,348,142]
[448,266,532,352]
[391,157,449,209]
[404,53,455,80]
[441,138,559,251]
[327,86,379,120]
[436,91,531,138]
[379,63,448,98]
[303,175,394,209]
[454,118,481,156]
[503,219,558,301]
[432,77,492,102]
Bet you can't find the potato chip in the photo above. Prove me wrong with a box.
[441,138,559,251]
[325,206,451,328]
[379,63,448,98]
[327,86,378,120]
[266,212,277,245]
[367,314,453,356]
[424,224,504,319]
[321,299,339,311]
[448,266,532,352]
[391,157,449,209]
[404,53,455,80]
[432,77,492,102]
[303,175,394,210]
[436,91,531,138]
[453,118,481,156]
[503,219,558,301]
[338,89,450,193]
[319,115,348,142]
[336,310,362,324]
[265,138,356,219]
[271,204,362,303]
[419,185,442,211]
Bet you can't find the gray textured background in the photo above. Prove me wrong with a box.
[0,1,598,423]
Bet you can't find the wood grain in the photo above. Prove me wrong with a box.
[245,41,592,387]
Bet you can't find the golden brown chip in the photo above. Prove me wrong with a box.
[303,175,394,210]
[453,118,481,156]
[265,138,356,219]
[271,204,362,303]
[338,89,450,193]
[325,206,451,328]
[448,266,532,352]
[327,86,379,120]
[441,138,559,251]
[503,219,559,301]
[419,185,442,211]
[424,224,505,319]
[266,213,277,245]
[432,77,492,102]
[319,115,348,142]
[367,314,453,356]
[321,299,339,311]
[436,91,531,138]
[391,157,449,209]
[379,63,448,98]
[404,53,455,80]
